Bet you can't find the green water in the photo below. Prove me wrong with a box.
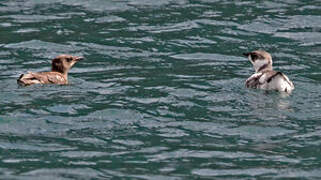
[1,0,321,179]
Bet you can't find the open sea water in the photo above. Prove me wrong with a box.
[1,0,321,179]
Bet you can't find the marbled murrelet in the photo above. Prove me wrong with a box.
[17,54,83,86]
[243,50,294,93]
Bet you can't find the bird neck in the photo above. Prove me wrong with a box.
[52,66,68,75]
[256,62,272,73]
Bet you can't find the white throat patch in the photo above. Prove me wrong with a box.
[253,59,269,72]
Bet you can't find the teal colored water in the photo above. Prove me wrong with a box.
[1,0,321,179]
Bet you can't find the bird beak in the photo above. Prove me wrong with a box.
[74,56,84,61]
[243,52,250,57]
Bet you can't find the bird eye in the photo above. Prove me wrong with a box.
[66,57,73,62]
[251,54,258,61]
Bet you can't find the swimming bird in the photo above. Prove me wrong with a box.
[243,50,294,93]
[17,54,83,86]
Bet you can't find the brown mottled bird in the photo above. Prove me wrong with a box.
[17,54,83,86]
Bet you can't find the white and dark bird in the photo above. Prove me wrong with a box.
[243,50,294,93]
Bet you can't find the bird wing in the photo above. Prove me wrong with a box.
[245,73,263,88]
[265,71,282,83]
[46,72,66,84]
[17,72,48,85]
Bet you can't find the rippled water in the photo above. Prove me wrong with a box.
[1,0,321,179]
